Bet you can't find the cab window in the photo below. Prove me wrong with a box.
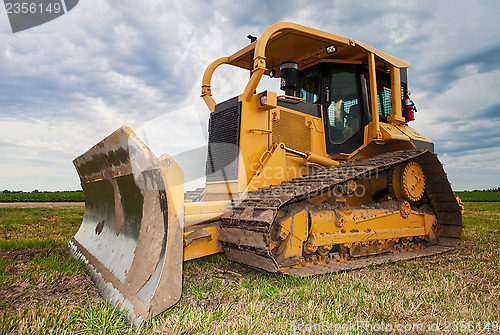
[327,69,362,144]
[298,68,320,103]
[377,75,392,120]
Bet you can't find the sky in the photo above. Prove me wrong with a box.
[0,0,499,192]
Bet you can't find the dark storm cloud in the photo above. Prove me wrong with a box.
[0,0,220,124]
[437,130,500,155]
[476,103,500,118]
[428,101,500,157]
[422,45,500,95]
[434,103,500,124]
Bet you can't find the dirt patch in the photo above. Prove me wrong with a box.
[0,246,69,261]
[0,247,100,310]
[0,274,100,310]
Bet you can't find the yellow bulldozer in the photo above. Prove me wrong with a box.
[70,22,462,325]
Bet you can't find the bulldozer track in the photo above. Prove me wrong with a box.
[220,149,462,277]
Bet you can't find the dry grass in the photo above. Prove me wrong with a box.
[0,203,499,334]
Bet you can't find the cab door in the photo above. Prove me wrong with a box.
[298,64,371,155]
[322,65,371,155]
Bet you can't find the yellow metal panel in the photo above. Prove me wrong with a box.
[396,125,432,143]
[272,110,311,153]
[238,95,273,192]
[308,207,432,247]
[311,225,426,246]
[227,41,256,69]
[379,123,410,142]
[184,201,230,215]
[184,200,230,226]
[204,181,241,201]
[368,53,380,140]
[204,181,240,193]
[247,143,287,191]
[183,223,222,261]
[387,66,404,124]
[312,118,324,133]
[353,40,410,68]
[257,91,277,110]
[225,22,409,72]
[275,210,308,260]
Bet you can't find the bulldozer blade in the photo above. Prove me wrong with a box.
[69,126,184,326]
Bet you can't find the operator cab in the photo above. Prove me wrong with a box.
[294,63,409,155]
[297,64,369,155]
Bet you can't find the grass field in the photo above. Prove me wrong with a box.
[1,190,497,203]
[0,203,499,334]
[455,191,500,202]
[0,192,84,203]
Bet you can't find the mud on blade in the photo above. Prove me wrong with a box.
[70,126,184,326]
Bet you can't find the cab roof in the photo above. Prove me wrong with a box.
[224,22,409,75]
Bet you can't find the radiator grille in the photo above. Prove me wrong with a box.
[206,98,241,182]
[272,111,311,152]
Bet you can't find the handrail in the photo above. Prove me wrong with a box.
[200,57,229,113]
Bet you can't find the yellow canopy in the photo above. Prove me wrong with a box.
[225,22,409,74]
[201,22,409,113]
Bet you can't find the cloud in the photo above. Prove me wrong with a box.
[421,45,500,96]
[409,66,500,189]
[0,0,499,191]
[439,146,500,191]
[477,103,500,118]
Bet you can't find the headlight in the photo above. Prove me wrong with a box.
[260,95,268,106]
[326,45,337,54]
